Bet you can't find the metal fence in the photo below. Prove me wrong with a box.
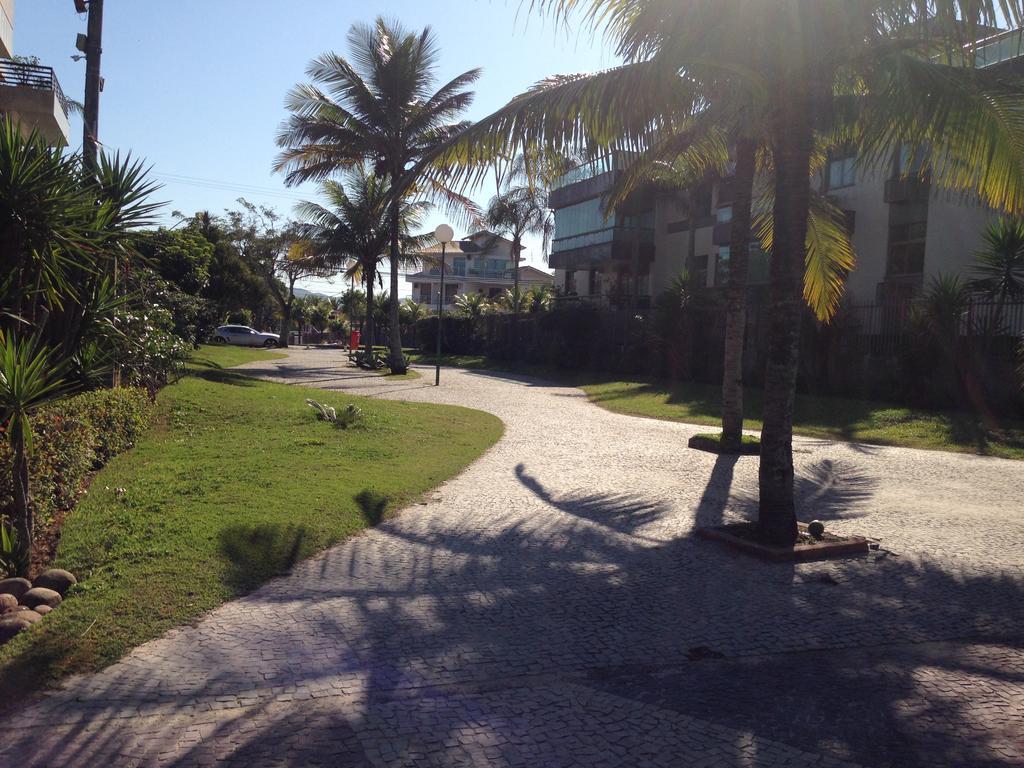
[843,298,1024,355]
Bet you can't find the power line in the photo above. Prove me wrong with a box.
[153,171,310,203]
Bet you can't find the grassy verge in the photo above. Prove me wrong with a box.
[188,343,287,370]
[0,345,502,700]
[583,379,1024,460]
[407,353,1024,460]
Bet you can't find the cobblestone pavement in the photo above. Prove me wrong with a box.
[3,347,1023,767]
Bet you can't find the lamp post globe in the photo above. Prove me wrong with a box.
[434,224,454,244]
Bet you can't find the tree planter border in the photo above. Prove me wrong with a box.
[688,433,761,456]
[696,522,870,562]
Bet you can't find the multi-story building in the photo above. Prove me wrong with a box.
[407,230,554,310]
[551,27,1024,308]
[0,0,72,146]
[548,155,657,307]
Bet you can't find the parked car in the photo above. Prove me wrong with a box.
[212,325,280,348]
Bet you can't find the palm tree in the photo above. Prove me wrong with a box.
[295,165,427,361]
[484,153,558,357]
[446,0,1024,544]
[972,217,1024,336]
[276,17,481,374]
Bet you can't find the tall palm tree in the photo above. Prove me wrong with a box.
[485,189,551,356]
[446,0,1024,544]
[275,17,481,374]
[295,165,427,362]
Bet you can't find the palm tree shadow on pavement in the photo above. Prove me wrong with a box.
[4,465,1021,768]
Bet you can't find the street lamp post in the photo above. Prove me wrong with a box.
[434,224,454,386]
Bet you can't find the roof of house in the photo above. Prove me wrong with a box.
[413,230,524,256]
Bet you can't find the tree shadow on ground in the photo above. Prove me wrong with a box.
[727,457,878,523]
[218,523,309,592]
[187,367,260,387]
[354,490,389,526]
[4,462,1021,767]
[514,463,669,538]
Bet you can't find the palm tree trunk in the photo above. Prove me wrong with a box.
[720,139,757,452]
[687,188,698,269]
[12,434,31,577]
[512,233,521,359]
[364,268,376,361]
[758,90,815,546]
[279,305,292,348]
[387,194,407,374]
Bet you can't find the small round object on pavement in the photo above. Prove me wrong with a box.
[807,520,826,539]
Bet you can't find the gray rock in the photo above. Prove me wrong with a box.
[20,587,62,609]
[3,604,30,614]
[0,577,32,599]
[0,612,40,642]
[33,569,77,596]
[34,604,53,616]
[0,593,17,612]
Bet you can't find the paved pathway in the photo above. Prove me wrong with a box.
[3,347,1023,767]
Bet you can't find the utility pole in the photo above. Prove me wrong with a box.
[82,0,103,169]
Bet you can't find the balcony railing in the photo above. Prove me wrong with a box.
[883,176,931,204]
[551,226,654,254]
[0,60,71,119]
[424,266,514,280]
[973,28,1024,69]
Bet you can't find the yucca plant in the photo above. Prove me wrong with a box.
[0,518,26,578]
[972,217,1024,337]
[0,332,69,575]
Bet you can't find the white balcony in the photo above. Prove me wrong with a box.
[0,60,72,145]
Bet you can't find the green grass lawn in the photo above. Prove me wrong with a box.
[0,345,502,701]
[187,343,287,370]
[582,379,1024,459]
[408,353,1024,460]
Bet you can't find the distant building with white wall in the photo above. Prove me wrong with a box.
[408,230,554,310]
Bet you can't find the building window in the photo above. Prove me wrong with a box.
[886,201,928,276]
[828,154,856,189]
[686,253,708,287]
[896,145,928,177]
[714,248,729,286]
[716,206,733,224]
[564,270,577,294]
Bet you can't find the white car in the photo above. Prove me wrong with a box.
[213,325,280,348]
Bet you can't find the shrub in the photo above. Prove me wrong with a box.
[414,315,478,355]
[0,388,152,527]
[305,399,363,429]
[70,388,153,463]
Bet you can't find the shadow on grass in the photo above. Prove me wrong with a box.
[188,368,260,387]
[218,524,309,592]
[354,490,389,526]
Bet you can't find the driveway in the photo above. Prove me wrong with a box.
[4,347,1023,767]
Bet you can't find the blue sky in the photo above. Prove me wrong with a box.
[14,1,617,295]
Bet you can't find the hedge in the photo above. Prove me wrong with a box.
[0,388,153,526]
